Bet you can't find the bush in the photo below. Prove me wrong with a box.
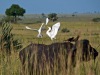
[48,13,58,22]
[92,18,100,22]
[61,28,70,33]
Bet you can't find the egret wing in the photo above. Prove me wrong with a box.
[25,26,37,31]
[50,22,60,38]
[52,22,60,30]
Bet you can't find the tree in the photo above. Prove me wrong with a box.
[48,13,58,22]
[5,4,25,22]
[72,14,75,17]
[41,13,46,18]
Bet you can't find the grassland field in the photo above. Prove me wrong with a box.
[0,14,100,75]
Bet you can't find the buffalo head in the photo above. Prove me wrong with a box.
[75,39,98,61]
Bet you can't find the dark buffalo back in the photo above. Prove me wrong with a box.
[19,39,98,75]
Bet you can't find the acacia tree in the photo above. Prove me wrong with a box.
[48,13,58,22]
[5,4,25,22]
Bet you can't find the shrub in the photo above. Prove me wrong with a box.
[48,13,58,22]
[92,18,100,22]
[61,28,70,33]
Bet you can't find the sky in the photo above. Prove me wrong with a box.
[0,0,100,14]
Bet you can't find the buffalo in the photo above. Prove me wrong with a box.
[19,39,98,75]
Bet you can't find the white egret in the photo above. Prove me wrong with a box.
[46,22,60,40]
[46,18,49,25]
[42,18,49,30]
[25,23,44,38]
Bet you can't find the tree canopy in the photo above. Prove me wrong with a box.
[5,4,25,22]
[48,13,58,22]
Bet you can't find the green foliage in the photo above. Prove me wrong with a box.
[5,4,25,16]
[48,13,58,22]
[5,4,25,22]
[0,22,22,54]
[72,14,75,17]
[61,28,70,33]
[92,18,100,22]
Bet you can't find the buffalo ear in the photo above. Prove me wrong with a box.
[63,35,80,42]
[74,35,80,42]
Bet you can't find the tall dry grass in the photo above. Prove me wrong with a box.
[0,21,100,75]
[0,43,99,75]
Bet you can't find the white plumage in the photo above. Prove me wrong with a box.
[25,23,44,38]
[46,22,60,40]
[45,18,49,25]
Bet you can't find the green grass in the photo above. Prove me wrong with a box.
[9,21,100,46]
[0,19,100,75]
